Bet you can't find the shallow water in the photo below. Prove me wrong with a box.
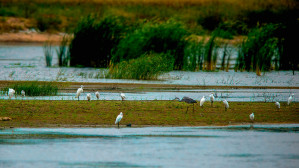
[1,88,298,102]
[0,125,299,168]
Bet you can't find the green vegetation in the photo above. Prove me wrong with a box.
[69,15,125,67]
[0,100,298,128]
[109,53,174,80]
[1,82,59,96]
[43,42,53,67]
[56,35,70,67]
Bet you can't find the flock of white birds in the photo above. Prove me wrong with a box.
[6,85,295,128]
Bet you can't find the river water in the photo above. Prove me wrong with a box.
[0,125,298,168]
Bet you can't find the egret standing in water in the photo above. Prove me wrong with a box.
[175,96,197,113]
[21,90,25,97]
[287,94,294,105]
[115,112,123,128]
[95,91,100,100]
[87,93,91,101]
[8,88,15,99]
[120,93,126,101]
[250,113,254,122]
[223,99,229,111]
[200,96,206,108]
[275,102,280,109]
[209,93,215,107]
[75,85,84,101]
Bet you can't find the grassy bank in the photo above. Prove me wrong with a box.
[0,100,298,128]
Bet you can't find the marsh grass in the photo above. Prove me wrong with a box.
[56,35,70,67]
[1,82,59,96]
[0,100,298,127]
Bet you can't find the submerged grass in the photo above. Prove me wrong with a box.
[1,82,59,96]
[0,100,298,128]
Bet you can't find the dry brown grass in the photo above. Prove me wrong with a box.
[0,100,298,128]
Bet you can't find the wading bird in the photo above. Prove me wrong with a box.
[87,93,91,101]
[275,101,280,109]
[200,96,206,108]
[75,85,84,101]
[250,113,254,122]
[8,88,15,99]
[209,93,215,107]
[223,99,229,111]
[287,94,294,105]
[95,91,100,100]
[175,96,197,113]
[115,112,123,128]
[120,93,126,101]
[21,90,25,97]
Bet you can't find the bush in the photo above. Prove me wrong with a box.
[111,19,189,70]
[109,53,174,80]
[69,15,126,68]
[36,15,62,32]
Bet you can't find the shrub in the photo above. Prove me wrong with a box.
[111,19,189,70]
[109,53,174,80]
[69,15,126,68]
[36,15,62,32]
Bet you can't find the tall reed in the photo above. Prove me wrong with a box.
[2,82,59,96]
[43,42,53,67]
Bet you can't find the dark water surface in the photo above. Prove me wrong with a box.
[0,125,298,168]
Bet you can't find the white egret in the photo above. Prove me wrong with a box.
[287,94,294,105]
[175,96,197,113]
[120,93,126,101]
[209,93,215,107]
[275,102,280,109]
[115,112,123,128]
[200,96,206,107]
[95,91,100,100]
[21,90,25,97]
[87,93,91,101]
[8,88,15,99]
[223,99,229,111]
[250,113,254,122]
[75,85,84,101]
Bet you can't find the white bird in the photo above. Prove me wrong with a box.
[95,91,100,100]
[223,99,229,111]
[75,85,84,101]
[115,112,123,128]
[8,88,15,99]
[120,93,126,101]
[209,93,215,106]
[199,96,206,107]
[87,93,91,101]
[287,94,294,105]
[275,102,280,109]
[250,113,254,122]
[21,90,25,97]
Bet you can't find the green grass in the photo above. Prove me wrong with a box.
[1,82,59,96]
[0,100,298,128]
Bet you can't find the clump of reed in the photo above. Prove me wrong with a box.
[1,82,59,96]
[43,42,53,67]
[56,35,70,67]
[235,24,279,75]
[109,52,174,80]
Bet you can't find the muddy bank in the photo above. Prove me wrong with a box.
[0,100,298,128]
